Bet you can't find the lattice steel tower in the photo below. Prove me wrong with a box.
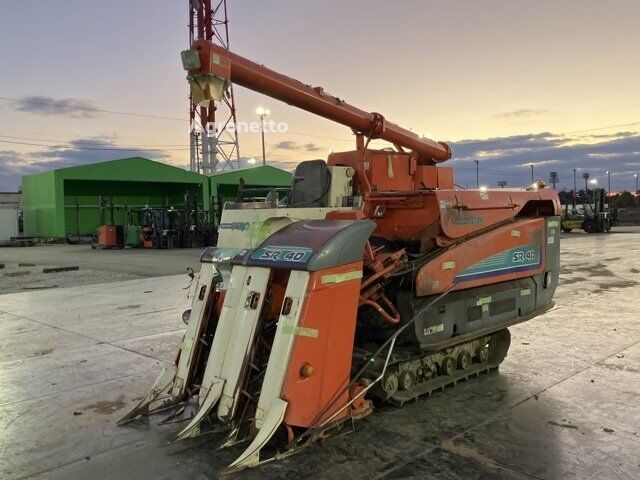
[189,0,240,174]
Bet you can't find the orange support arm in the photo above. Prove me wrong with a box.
[182,39,452,165]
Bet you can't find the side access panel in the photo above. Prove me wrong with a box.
[407,216,560,350]
[281,262,364,428]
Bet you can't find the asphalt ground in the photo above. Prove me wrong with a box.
[1,227,639,479]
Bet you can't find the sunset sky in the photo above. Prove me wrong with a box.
[1,0,639,192]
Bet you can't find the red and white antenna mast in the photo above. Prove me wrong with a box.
[189,0,240,174]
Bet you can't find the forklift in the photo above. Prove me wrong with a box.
[138,193,216,249]
[93,196,125,249]
[561,188,611,233]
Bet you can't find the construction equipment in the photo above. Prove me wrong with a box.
[561,188,611,233]
[120,41,561,472]
[93,196,125,249]
[138,196,215,248]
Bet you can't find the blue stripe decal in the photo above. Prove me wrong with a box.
[455,264,540,282]
[455,243,541,282]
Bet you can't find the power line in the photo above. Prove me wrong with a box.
[0,96,188,122]
[0,134,305,162]
[558,121,640,135]
[3,96,639,145]
[0,96,357,142]
[0,134,189,148]
[0,139,188,152]
[286,129,354,143]
[0,134,338,158]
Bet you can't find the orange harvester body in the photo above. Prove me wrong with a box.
[120,38,562,472]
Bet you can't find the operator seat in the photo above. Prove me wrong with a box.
[288,160,331,207]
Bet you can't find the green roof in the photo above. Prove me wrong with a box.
[28,157,208,184]
[209,165,292,185]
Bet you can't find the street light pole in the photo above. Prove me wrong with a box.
[474,160,479,188]
[582,172,590,196]
[573,168,578,210]
[605,170,611,204]
[256,107,271,166]
[590,179,597,211]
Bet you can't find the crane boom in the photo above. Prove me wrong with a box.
[182,39,452,164]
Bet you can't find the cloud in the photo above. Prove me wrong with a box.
[273,140,321,152]
[576,131,636,140]
[493,109,549,119]
[302,143,321,152]
[12,95,99,118]
[0,150,30,191]
[273,140,297,150]
[3,130,639,193]
[449,131,640,190]
[0,137,172,191]
[30,137,169,165]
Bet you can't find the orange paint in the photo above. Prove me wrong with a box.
[281,262,363,428]
[415,218,547,296]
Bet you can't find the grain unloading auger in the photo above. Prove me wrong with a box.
[119,40,562,472]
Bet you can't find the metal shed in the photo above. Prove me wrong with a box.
[0,192,21,242]
[21,158,294,238]
[21,157,211,238]
[209,165,293,219]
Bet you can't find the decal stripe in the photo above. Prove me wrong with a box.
[456,264,540,282]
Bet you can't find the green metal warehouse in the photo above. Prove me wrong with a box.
[21,157,292,238]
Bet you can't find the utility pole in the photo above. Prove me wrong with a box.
[474,160,479,188]
[549,171,558,189]
[573,168,577,206]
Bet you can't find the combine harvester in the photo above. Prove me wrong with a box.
[119,40,561,471]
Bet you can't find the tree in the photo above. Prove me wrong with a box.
[610,191,637,208]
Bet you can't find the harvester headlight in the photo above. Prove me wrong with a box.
[181,49,201,70]
[373,205,386,218]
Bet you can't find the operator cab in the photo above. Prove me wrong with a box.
[225,159,358,210]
